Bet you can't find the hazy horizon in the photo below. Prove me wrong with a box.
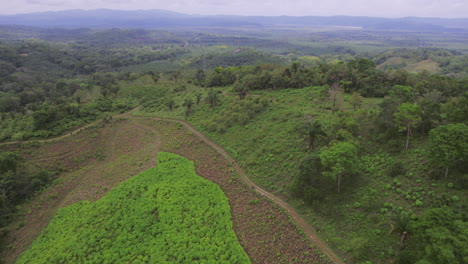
[1,0,467,19]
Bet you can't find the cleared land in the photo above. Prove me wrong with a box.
[17,152,250,264]
[0,114,333,264]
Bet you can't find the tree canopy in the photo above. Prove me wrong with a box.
[319,142,359,193]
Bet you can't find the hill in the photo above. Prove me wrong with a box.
[0,9,467,31]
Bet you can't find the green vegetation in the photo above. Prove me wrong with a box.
[16,152,250,264]
[1,24,467,264]
[0,151,56,234]
[128,66,467,263]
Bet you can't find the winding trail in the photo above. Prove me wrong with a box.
[141,116,345,264]
[1,106,344,264]
[0,106,142,146]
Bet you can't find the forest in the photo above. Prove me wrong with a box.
[0,18,467,264]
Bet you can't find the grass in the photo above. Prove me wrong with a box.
[404,59,440,73]
[135,84,465,263]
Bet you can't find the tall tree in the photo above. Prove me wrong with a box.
[171,71,182,84]
[0,151,23,173]
[147,71,159,83]
[418,90,443,133]
[194,69,206,86]
[305,119,327,149]
[410,207,467,264]
[444,92,468,123]
[394,103,422,150]
[328,83,343,114]
[166,99,176,111]
[390,85,414,102]
[206,90,219,109]
[428,123,468,178]
[233,81,249,100]
[350,92,364,111]
[183,98,194,116]
[195,93,202,105]
[319,142,359,193]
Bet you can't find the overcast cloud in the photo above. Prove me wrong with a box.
[1,0,467,18]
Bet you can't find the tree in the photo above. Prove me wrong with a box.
[195,93,202,105]
[65,102,80,117]
[390,85,414,102]
[394,103,422,150]
[305,119,327,149]
[171,71,181,84]
[417,90,443,133]
[0,151,23,173]
[350,92,364,111]
[293,154,324,201]
[233,81,249,100]
[183,98,194,116]
[194,69,206,86]
[409,207,467,264]
[166,99,176,111]
[328,83,343,114]
[147,71,159,83]
[444,92,468,123]
[389,209,413,247]
[33,106,58,130]
[206,90,219,109]
[319,142,359,193]
[428,123,468,178]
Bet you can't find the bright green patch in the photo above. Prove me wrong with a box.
[17,152,250,264]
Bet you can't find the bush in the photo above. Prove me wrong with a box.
[205,95,268,133]
[387,160,405,178]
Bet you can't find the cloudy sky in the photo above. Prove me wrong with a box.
[1,0,467,18]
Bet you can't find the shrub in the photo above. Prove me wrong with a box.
[387,160,405,178]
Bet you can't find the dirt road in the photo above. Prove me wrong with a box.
[1,107,344,264]
[142,116,345,264]
[0,106,142,146]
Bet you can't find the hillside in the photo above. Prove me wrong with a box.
[0,115,331,264]
[0,23,467,264]
[1,9,468,31]
[17,152,250,263]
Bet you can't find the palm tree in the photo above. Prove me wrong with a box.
[305,119,327,149]
[390,210,411,247]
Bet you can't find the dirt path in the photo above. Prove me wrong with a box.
[1,107,343,264]
[134,116,345,264]
[0,106,142,146]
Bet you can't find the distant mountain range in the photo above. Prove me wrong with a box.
[0,9,467,31]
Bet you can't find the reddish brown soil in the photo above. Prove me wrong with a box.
[0,113,339,264]
[0,118,161,264]
[140,118,332,263]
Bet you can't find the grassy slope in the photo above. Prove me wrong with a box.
[136,83,466,263]
[16,152,250,264]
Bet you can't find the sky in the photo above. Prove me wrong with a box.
[0,0,467,18]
